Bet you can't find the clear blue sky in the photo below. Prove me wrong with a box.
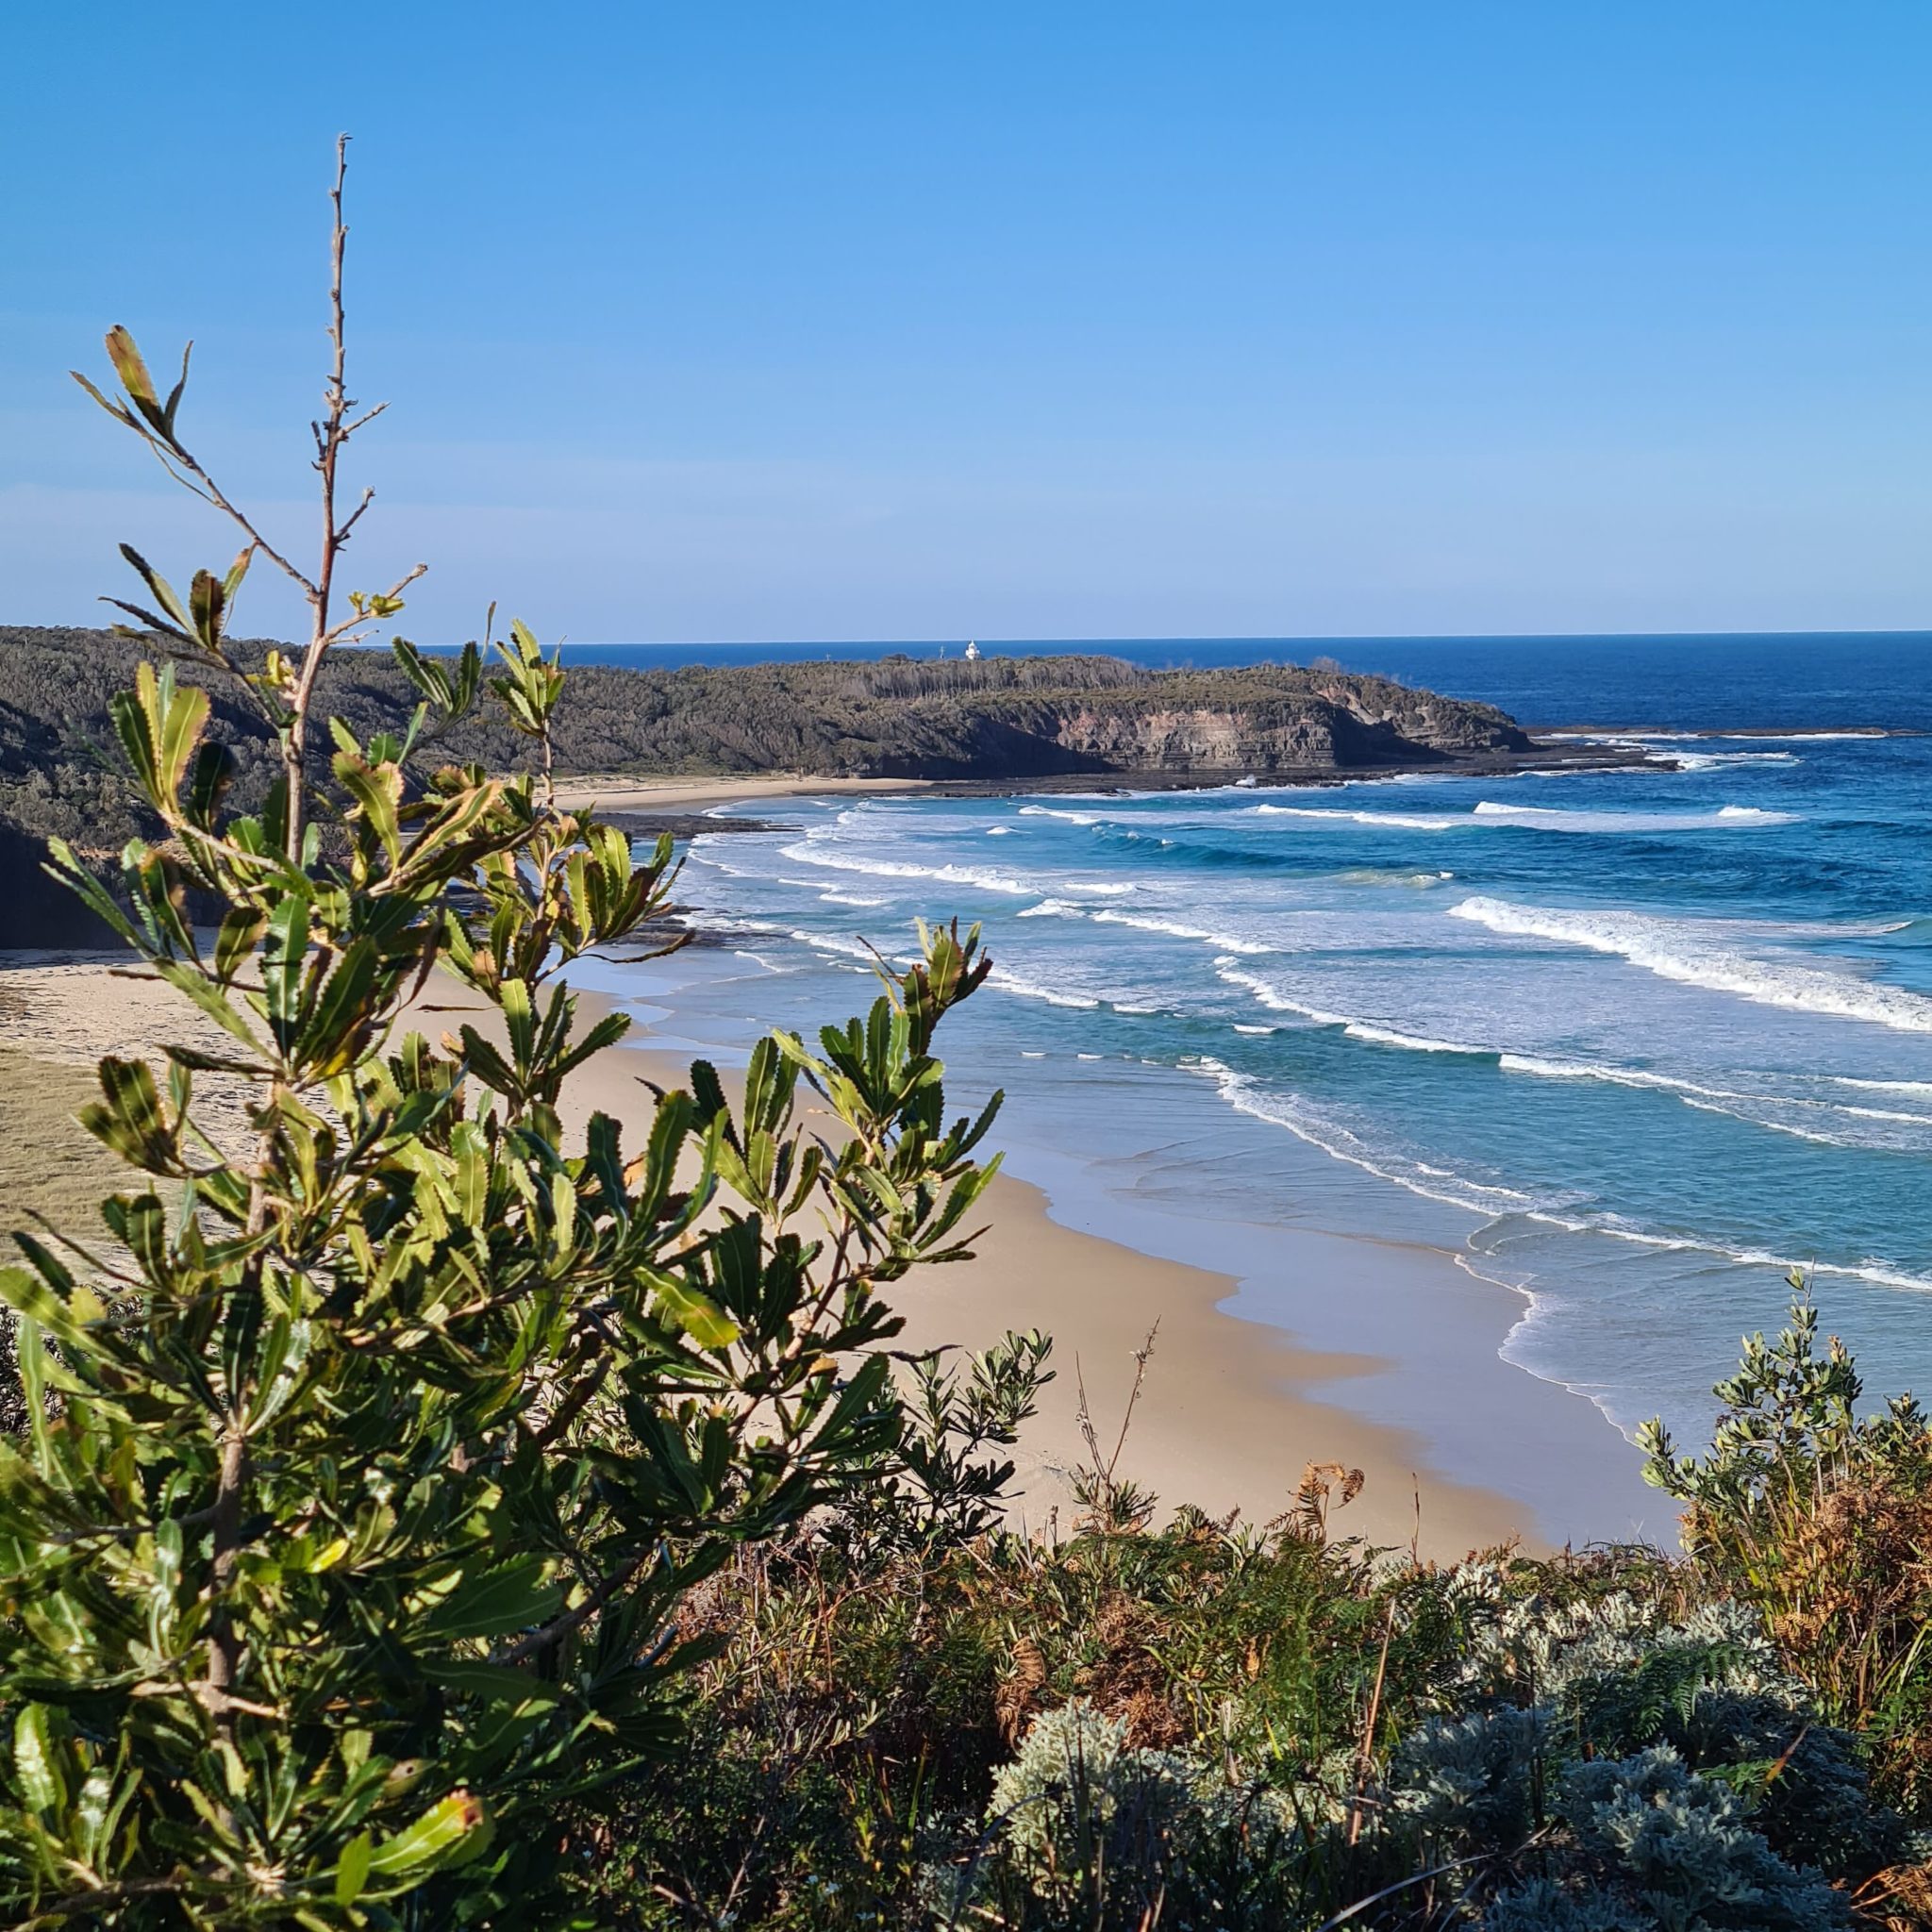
[5,3,1928,643]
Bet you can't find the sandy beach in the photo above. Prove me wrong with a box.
[552,774,929,815]
[0,942,1664,1560]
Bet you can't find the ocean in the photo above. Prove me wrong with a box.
[564,633,1932,1458]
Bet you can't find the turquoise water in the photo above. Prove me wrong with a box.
[580,635,1932,1451]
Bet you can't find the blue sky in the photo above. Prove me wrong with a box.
[5,4,1929,642]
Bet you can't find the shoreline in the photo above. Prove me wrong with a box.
[573,775,1667,1550]
[552,970,1663,1557]
[546,1009,1604,1557]
[0,948,1664,1559]
[552,738,1658,823]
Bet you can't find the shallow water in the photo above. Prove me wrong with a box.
[578,633,1932,1451]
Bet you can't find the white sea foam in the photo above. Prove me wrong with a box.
[1186,1052,1932,1290]
[988,967,1102,1009]
[1213,962,1487,1052]
[1091,909,1271,954]
[1665,751,1802,770]
[1469,801,1797,832]
[1185,1058,1535,1214]
[1214,962,1312,1014]
[1499,1053,1749,1103]
[1017,804,1104,824]
[778,841,1037,895]
[1705,729,1886,742]
[1450,896,1932,1034]
[1249,805,1462,830]
[1341,1020,1489,1055]
[1669,1094,1929,1150]
[1334,867,1456,887]
[788,929,879,961]
[1514,1213,1932,1294]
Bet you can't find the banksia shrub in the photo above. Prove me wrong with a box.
[1642,1284,1932,1811]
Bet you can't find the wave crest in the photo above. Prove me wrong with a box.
[1450,896,1932,1034]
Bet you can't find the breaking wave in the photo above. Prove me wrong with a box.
[1450,896,1932,1033]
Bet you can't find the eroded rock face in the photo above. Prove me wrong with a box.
[1051,707,1286,768]
[1037,680,1528,773]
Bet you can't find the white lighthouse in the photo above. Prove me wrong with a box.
[964,639,981,661]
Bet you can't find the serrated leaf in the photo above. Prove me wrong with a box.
[153,958,265,1056]
[13,1705,64,1814]
[213,907,267,988]
[642,1268,740,1349]
[364,1790,491,1879]
[334,750,404,868]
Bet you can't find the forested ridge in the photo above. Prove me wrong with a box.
[0,625,1529,941]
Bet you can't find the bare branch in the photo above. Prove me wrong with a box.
[341,399,391,441]
[334,487,376,545]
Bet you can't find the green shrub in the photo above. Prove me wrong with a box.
[0,152,1013,1928]
[1642,1283,1932,1811]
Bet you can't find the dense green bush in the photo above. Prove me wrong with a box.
[0,160,1033,1927]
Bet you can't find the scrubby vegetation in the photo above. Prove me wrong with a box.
[7,152,1932,1930]
[535,1302,1932,1930]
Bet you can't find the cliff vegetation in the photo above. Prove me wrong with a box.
[0,626,1532,941]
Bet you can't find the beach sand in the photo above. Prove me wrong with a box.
[552,774,927,814]
[0,949,1666,1561]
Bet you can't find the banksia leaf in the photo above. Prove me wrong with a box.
[104,325,158,407]
[78,1057,179,1173]
[261,891,312,1037]
[186,740,235,828]
[642,1268,740,1349]
[212,907,268,988]
[335,748,405,868]
[153,957,265,1055]
[334,1831,374,1906]
[12,1705,65,1815]
[160,340,192,434]
[119,546,193,627]
[417,1557,563,1641]
[364,1790,491,1878]
[111,660,210,812]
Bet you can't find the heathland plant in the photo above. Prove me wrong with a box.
[0,146,1015,1926]
[1641,1283,1932,1811]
